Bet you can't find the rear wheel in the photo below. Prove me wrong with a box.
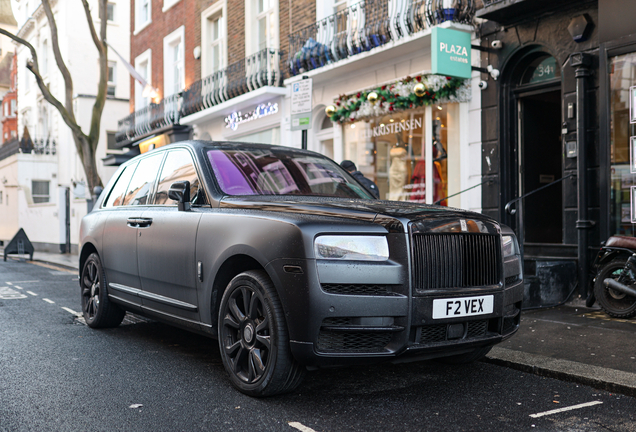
[218,270,305,397]
[436,346,492,365]
[594,258,636,319]
[80,252,125,328]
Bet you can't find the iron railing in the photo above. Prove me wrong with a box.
[116,93,181,145]
[116,48,284,145]
[0,136,57,161]
[181,48,283,117]
[288,0,476,76]
[481,0,506,6]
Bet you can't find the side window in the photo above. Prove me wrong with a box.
[155,149,206,205]
[103,163,137,207]
[121,154,164,206]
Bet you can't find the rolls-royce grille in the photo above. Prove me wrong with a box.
[411,233,501,291]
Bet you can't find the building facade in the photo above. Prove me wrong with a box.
[0,0,130,253]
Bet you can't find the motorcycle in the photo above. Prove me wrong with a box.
[589,235,636,318]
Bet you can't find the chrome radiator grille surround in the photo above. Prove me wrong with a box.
[411,233,502,292]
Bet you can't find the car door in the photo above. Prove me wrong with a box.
[137,148,204,324]
[101,154,164,310]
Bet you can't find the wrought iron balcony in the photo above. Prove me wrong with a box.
[0,136,56,162]
[115,93,181,146]
[181,48,283,117]
[116,48,284,146]
[288,0,476,77]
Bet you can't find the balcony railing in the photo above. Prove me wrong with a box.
[481,0,506,6]
[116,48,284,146]
[0,136,57,161]
[288,0,475,77]
[181,48,283,117]
[116,93,181,145]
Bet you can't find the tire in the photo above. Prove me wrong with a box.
[594,258,636,319]
[218,270,306,397]
[436,346,492,365]
[80,252,126,328]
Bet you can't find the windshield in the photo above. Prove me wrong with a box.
[207,148,373,199]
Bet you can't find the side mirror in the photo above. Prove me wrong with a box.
[168,180,191,211]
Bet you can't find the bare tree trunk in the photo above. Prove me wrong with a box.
[0,0,111,194]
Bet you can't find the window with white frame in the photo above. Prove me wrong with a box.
[41,39,48,75]
[100,2,116,22]
[107,61,116,96]
[134,49,151,110]
[32,180,50,204]
[135,0,151,33]
[246,0,278,55]
[163,27,185,97]
[202,2,226,77]
[10,99,15,115]
[163,0,181,12]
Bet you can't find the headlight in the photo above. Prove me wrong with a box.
[314,235,389,261]
[501,235,519,258]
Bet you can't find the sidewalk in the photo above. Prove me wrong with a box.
[4,248,636,396]
[485,303,636,397]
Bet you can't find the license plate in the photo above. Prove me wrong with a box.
[432,295,494,319]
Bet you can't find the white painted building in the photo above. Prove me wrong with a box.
[0,0,130,253]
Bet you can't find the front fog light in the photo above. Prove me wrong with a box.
[314,236,389,261]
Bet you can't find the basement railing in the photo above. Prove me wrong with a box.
[288,0,476,77]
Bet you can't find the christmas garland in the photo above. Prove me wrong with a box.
[327,75,471,124]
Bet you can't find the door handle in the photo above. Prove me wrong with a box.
[126,217,153,228]
[136,217,153,228]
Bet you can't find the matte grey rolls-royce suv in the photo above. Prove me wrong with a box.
[79,141,523,397]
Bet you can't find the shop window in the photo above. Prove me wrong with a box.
[32,180,50,204]
[343,105,459,203]
[610,52,636,236]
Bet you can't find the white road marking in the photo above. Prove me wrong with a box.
[14,286,23,290]
[288,422,317,432]
[0,287,28,299]
[6,282,12,285]
[8,281,38,284]
[43,298,55,304]
[529,401,603,418]
[62,307,82,317]
[26,291,37,296]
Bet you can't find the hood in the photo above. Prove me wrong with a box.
[219,196,498,234]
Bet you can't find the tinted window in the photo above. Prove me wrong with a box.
[121,153,164,206]
[207,148,372,199]
[155,149,206,205]
[103,163,137,207]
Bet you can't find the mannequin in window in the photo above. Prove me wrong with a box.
[410,138,447,204]
[389,143,408,201]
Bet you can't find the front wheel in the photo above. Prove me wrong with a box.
[594,258,636,319]
[80,252,125,328]
[218,270,305,397]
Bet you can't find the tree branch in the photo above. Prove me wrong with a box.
[81,0,109,146]
[41,0,76,124]
[0,28,84,144]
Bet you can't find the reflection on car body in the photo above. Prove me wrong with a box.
[79,141,523,397]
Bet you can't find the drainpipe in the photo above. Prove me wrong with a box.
[571,52,594,298]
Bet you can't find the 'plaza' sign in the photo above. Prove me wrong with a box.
[431,27,471,79]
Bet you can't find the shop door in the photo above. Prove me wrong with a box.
[518,89,562,244]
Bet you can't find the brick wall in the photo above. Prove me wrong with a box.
[130,0,200,111]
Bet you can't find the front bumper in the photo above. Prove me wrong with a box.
[268,257,523,368]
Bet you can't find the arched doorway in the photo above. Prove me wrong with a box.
[502,47,563,254]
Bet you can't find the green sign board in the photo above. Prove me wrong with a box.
[431,27,471,79]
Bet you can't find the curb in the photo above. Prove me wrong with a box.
[485,347,636,398]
